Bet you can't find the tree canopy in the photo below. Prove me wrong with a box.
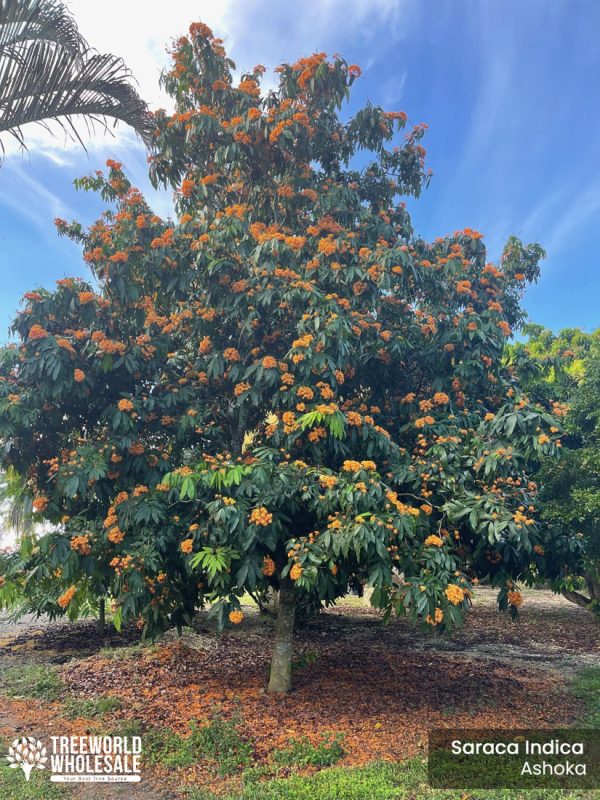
[0,22,563,691]
[509,325,600,611]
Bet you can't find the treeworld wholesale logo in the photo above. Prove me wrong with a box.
[5,735,142,783]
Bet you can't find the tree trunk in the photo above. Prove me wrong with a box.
[98,597,106,637]
[561,589,592,609]
[267,575,296,693]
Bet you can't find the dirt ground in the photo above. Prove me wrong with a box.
[0,587,598,798]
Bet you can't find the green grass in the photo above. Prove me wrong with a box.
[145,712,253,775]
[62,695,122,719]
[183,757,600,800]
[0,741,70,800]
[0,665,64,701]
[271,734,345,769]
[572,667,600,726]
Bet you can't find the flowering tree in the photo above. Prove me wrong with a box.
[509,326,600,612]
[0,22,562,692]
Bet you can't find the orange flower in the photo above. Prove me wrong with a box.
[318,237,337,255]
[229,609,244,624]
[74,369,85,383]
[107,527,125,544]
[424,535,443,547]
[78,292,96,304]
[32,496,49,513]
[223,347,241,362]
[426,608,444,625]
[262,356,277,369]
[290,563,303,581]
[118,398,134,412]
[180,538,194,554]
[70,535,91,555]
[28,324,49,340]
[58,585,77,609]
[199,336,212,354]
[445,584,465,605]
[262,556,276,576]
[508,589,523,607]
[234,381,251,396]
[415,416,435,428]
[56,338,75,353]
[180,178,195,197]
[250,506,272,526]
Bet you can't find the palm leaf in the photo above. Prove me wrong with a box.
[0,0,152,152]
[0,0,83,55]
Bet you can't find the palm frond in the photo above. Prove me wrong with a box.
[0,0,83,55]
[0,0,153,151]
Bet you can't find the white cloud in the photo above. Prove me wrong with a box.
[64,0,238,108]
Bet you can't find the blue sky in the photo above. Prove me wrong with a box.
[1,0,599,341]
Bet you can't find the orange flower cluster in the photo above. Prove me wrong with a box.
[234,382,251,396]
[319,474,337,489]
[28,324,49,340]
[223,347,241,362]
[78,292,96,304]
[32,496,49,513]
[426,608,444,625]
[70,535,91,555]
[98,339,126,355]
[57,585,76,609]
[445,585,465,605]
[262,556,276,576]
[250,506,273,526]
[508,590,523,607]
[415,416,435,428]
[107,527,125,544]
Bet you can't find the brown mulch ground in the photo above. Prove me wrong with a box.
[0,587,598,796]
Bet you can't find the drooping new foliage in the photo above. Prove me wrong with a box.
[0,22,562,690]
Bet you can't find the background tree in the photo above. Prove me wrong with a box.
[509,325,600,611]
[0,22,562,692]
[0,0,152,154]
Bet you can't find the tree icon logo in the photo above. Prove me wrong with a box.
[6,737,47,781]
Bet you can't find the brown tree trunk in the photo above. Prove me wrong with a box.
[98,597,106,637]
[561,589,592,609]
[267,575,296,693]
